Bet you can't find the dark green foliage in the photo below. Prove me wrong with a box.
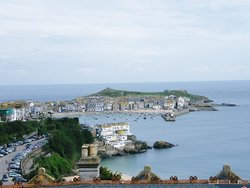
[37,153,72,178]
[82,129,94,144]
[24,153,72,179]
[0,120,39,145]
[22,117,94,179]
[34,118,94,178]
[100,166,122,180]
[44,118,94,161]
[23,169,37,181]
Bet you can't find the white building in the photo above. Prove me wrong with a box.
[95,103,104,112]
[15,108,25,120]
[98,122,131,148]
[177,97,190,109]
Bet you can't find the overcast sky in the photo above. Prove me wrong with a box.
[0,0,250,85]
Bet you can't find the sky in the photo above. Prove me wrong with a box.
[0,0,250,85]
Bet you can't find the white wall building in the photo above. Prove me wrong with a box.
[98,122,131,148]
[15,108,25,120]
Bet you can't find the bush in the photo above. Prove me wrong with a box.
[38,153,72,178]
[0,120,40,145]
[100,167,121,180]
[25,118,94,180]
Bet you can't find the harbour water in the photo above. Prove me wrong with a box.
[79,105,250,180]
[1,80,250,179]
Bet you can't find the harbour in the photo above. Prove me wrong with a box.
[1,81,250,180]
[79,101,250,180]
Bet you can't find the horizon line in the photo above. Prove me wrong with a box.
[0,79,250,87]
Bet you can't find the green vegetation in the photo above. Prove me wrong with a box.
[100,166,122,180]
[0,120,39,145]
[1,117,94,179]
[35,153,72,179]
[26,118,94,179]
[43,118,94,161]
[89,88,209,101]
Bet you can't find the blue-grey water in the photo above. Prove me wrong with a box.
[1,81,250,179]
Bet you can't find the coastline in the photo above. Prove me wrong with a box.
[52,109,174,118]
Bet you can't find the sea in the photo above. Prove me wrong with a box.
[1,80,250,179]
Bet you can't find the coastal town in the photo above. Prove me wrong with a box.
[0,88,215,122]
[0,88,247,188]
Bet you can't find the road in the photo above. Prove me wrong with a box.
[0,138,45,184]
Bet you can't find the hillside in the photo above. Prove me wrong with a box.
[87,88,210,102]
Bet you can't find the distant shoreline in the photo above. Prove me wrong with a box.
[52,109,174,118]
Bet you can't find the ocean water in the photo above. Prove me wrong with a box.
[1,80,250,179]
[1,80,250,104]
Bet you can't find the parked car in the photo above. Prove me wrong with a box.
[0,150,8,156]
[8,169,22,175]
[13,176,27,183]
[24,139,32,144]
[16,141,24,146]
[9,161,20,166]
[2,174,9,182]
[25,143,32,149]
[9,164,20,170]
[8,172,21,178]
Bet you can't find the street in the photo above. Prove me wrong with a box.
[0,138,45,185]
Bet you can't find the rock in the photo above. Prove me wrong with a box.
[113,150,127,157]
[128,135,137,142]
[153,141,175,149]
[98,149,127,159]
[134,141,149,150]
[124,148,147,154]
[124,141,150,154]
[98,140,150,158]
[221,103,237,107]
[98,150,113,159]
[195,103,217,111]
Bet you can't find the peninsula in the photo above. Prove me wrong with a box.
[0,88,216,122]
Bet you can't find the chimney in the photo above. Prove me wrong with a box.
[81,145,89,158]
[89,144,98,157]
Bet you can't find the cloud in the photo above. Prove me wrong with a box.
[77,67,95,74]
[0,0,250,84]
[0,68,26,73]
[191,66,210,72]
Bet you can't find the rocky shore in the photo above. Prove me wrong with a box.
[97,139,176,159]
[98,140,152,159]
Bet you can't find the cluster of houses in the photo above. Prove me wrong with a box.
[72,95,190,112]
[0,108,25,122]
[0,95,191,122]
[96,122,131,149]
